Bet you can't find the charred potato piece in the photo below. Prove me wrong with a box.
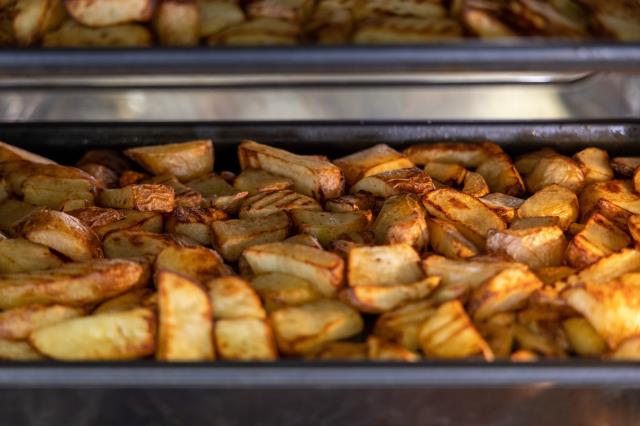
[341,276,439,314]
[103,230,186,259]
[31,308,155,361]
[166,206,227,246]
[211,211,290,261]
[198,0,245,37]
[125,140,213,181]
[243,242,344,297]
[154,0,200,46]
[325,191,376,213]
[155,245,229,283]
[233,168,294,195]
[251,272,321,311]
[94,210,163,239]
[334,144,414,187]
[403,143,489,168]
[372,194,428,251]
[239,140,344,201]
[215,318,277,360]
[157,270,214,361]
[350,167,435,198]
[611,157,640,178]
[573,147,614,185]
[0,141,54,165]
[562,317,606,357]
[270,299,363,355]
[348,244,423,287]
[292,210,371,247]
[486,225,567,270]
[565,213,630,269]
[428,218,479,260]
[207,276,265,319]
[479,193,524,224]
[43,20,152,47]
[0,304,84,340]
[145,175,202,208]
[66,0,153,27]
[0,238,63,273]
[98,184,175,213]
[239,189,321,219]
[515,150,585,193]
[517,184,578,230]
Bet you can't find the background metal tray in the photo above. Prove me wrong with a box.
[2,121,640,425]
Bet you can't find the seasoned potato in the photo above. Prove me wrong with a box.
[372,194,428,251]
[0,141,54,165]
[94,210,163,239]
[270,299,363,355]
[198,0,245,37]
[66,0,153,27]
[103,230,186,259]
[13,0,65,46]
[0,238,63,273]
[251,272,321,311]
[479,193,525,224]
[334,144,414,187]
[239,140,344,201]
[0,258,144,309]
[18,209,102,261]
[243,242,344,297]
[31,308,155,360]
[516,150,585,193]
[207,276,265,319]
[404,143,489,168]
[573,147,614,185]
[475,151,525,196]
[423,188,506,249]
[0,339,44,360]
[366,336,419,361]
[124,140,213,182]
[611,157,640,178]
[157,271,214,361]
[154,0,200,46]
[0,304,84,339]
[428,218,479,260]
[517,184,578,230]
[562,317,607,357]
[233,168,294,195]
[215,318,277,360]
[418,300,494,360]
[94,288,153,314]
[43,20,153,46]
[211,212,290,261]
[239,189,321,219]
[98,184,175,213]
[468,268,542,321]
[156,245,229,283]
[292,210,371,246]
[348,244,423,287]
[486,225,567,270]
[350,167,435,198]
[565,213,630,269]
[461,171,490,198]
[341,276,439,313]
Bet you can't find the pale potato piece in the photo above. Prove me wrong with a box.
[573,147,613,185]
[350,167,435,198]
[562,317,607,357]
[468,268,542,321]
[348,244,423,287]
[422,188,506,249]
[94,288,153,314]
[247,0,314,21]
[239,140,344,201]
[66,0,153,26]
[154,0,200,46]
[565,213,630,269]
[68,207,124,230]
[21,173,97,209]
[0,304,84,340]
[334,144,414,187]
[166,206,227,246]
[30,308,155,361]
[98,184,175,213]
[366,336,419,361]
[239,189,321,219]
[251,272,321,311]
[373,299,433,351]
[610,336,640,361]
[462,171,490,198]
[564,248,640,287]
[0,141,55,165]
[43,20,152,46]
[475,312,516,358]
[125,140,213,182]
[0,339,44,360]
[372,194,428,251]
[486,225,567,270]
[0,258,144,309]
[156,245,228,283]
[476,152,525,197]
[214,318,277,360]
[563,275,640,348]
[325,191,377,213]
[103,230,185,259]
[340,276,439,313]
[233,168,294,195]
[418,300,494,360]
[423,162,467,185]
[207,275,265,319]
[14,0,65,46]
[517,184,578,230]
[515,150,585,193]
[211,211,290,261]
[157,271,214,361]
[312,342,367,360]
[479,193,525,224]
[270,299,363,355]
[611,157,640,178]
[198,0,245,37]
[94,210,163,239]
[292,210,371,246]
[19,209,102,261]
[1,161,96,197]
[428,218,479,260]
[243,242,344,297]
[403,143,489,168]
[0,238,63,273]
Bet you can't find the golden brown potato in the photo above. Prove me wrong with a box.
[246,0,314,21]
[461,171,490,198]
[94,288,154,314]
[573,147,614,185]
[13,0,65,46]
[251,272,321,311]
[350,167,435,198]
[30,308,155,360]
[509,216,559,230]
[334,144,414,187]
[428,218,479,260]
[611,157,640,178]
[515,149,585,193]
[312,342,367,360]
[476,152,525,197]
[610,336,640,361]
[156,245,229,283]
[354,16,462,44]
[207,275,265,319]
[418,300,494,360]
[0,238,63,273]
[535,266,576,286]
[565,213,630,269]
[211,212,290,261]
[479,193,524,224]
[144,175,203,208]
[239,189,321,219]
[564,248,640,288]
[325,191,377,213]
[348,244,423,287]
[513,322,566,358]
[157,270,214,361]
[0,141,55,165]
[103,230,186,259]
[486,225,567,270]
[77,163,119,189]
[94,210,163,239]
[233,168,294,195]
[403,143,489,168]
[214,318,277,360]
[366,335,419,361]
[2,161,96,197]
[270,299,363,355]
[209,17,300,45]
[125,140,213,181]
[43,20,153,46]
[423,162,467,185]
[154,0,200,45]
[292,210,371,246]
[468,267,542,321]
[517,184,578,230]
[340,276,439,313]
[0,339,44,360]
[68,207,124,230]
[562,317,607,357]
[629,215,640,245]
[165,206,226,246]
[66,0,153,27]
[98,184,175,213]
[243,242,344,297]
[372,195,426,249]
[579,180,640,223]
[21,173,97,209]
[0,304,84,340]
[423,188,506,249]
[239,140,344,201]
[475,312,515,358]
[373,299,433,351]
[0,258,144,309]
[198,0,245,37]
[18,209,102,261]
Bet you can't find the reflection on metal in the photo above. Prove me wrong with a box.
[0,73,637,121]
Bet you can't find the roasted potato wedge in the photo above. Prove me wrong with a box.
[239,189,321,219]
[461,171,490,198]
[0,238,63,273]
[515,150,585,193]
[565,213,630,269]
[94,210,163,239]
[562,317,607,357]
[0,304,84,339]
[366,335,419,361]
[0,141,54,165]
[517,184,578,230]
[77,163,119,189]
[66,0,153,27]
[207,275,265,319]
[348,244,423,287]
[13,0,65,46]
[157,270,214,361]
[475,151,525,196]
[21,173,97,209]
[373,299,433,351]
[165,206,226,246]
[350,167,435,198]
[486,225,567,270]
[154,0,200,46]
[341,276,440,313]
[573,147,614,185]
[251,272,321,311]
[423,161,467,185]
[292,210,371,246]
[428,217,479,260]
[98,184,175,213]
[372,194,428,251]
[270,299,363,355]
[334,144,414,187]
[125,140,213,181]
[324,191,377,214]
[403,143,489,168]
[215,318,277,360]
[284,233,323,249]
[156,245,229,283]
[103,230,186,259]
[144,175,203,208]
[564,248,640,288]
[94,288,154,314]
[31,307,155,360]
[479,193,524,224]
[233,168,294,195]
[579,180,640,222]
[43,20,153,47]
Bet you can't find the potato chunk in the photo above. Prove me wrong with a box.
[43,21,153,47]
[517,184,578,231]
[125,140,213,181]
[562,317,607,357]
[251,272,321,311]
[31,308,155,360]
[348,244,423,287]
[351,167,435,198]
[341,276,439,313]
[0,141,54,165]
[66,0,153,27]
[98,184,175,213]
[475,152,525,196]
[366,336,419,361]
[0,304,84,339]
[611,157,640,178]
[403,143,489,168]
[325,192,377,213]
[292,210,371,246]
[103,230,185,259]
[198,0,245,37]
[233,168,294,195]
[215,318,277,360]
[428,218,479,260]
[564,248,640,287]
[462,171,490,198]
[239,189,321,219]
[486,225,567,270]
[479,193,524,224]
[156,245,228,283]
[0,238,63,273]
[573,148,614,185]
[565,213,630,269]
[334,144,414,187]
[157,271,214,361]
[579,180,640,222]
[516,149,585,193]
[373,299,434,351]
[372,194,428,251]
[207,276,266,319]
[94,210,163,239]
[154,0,200,46]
